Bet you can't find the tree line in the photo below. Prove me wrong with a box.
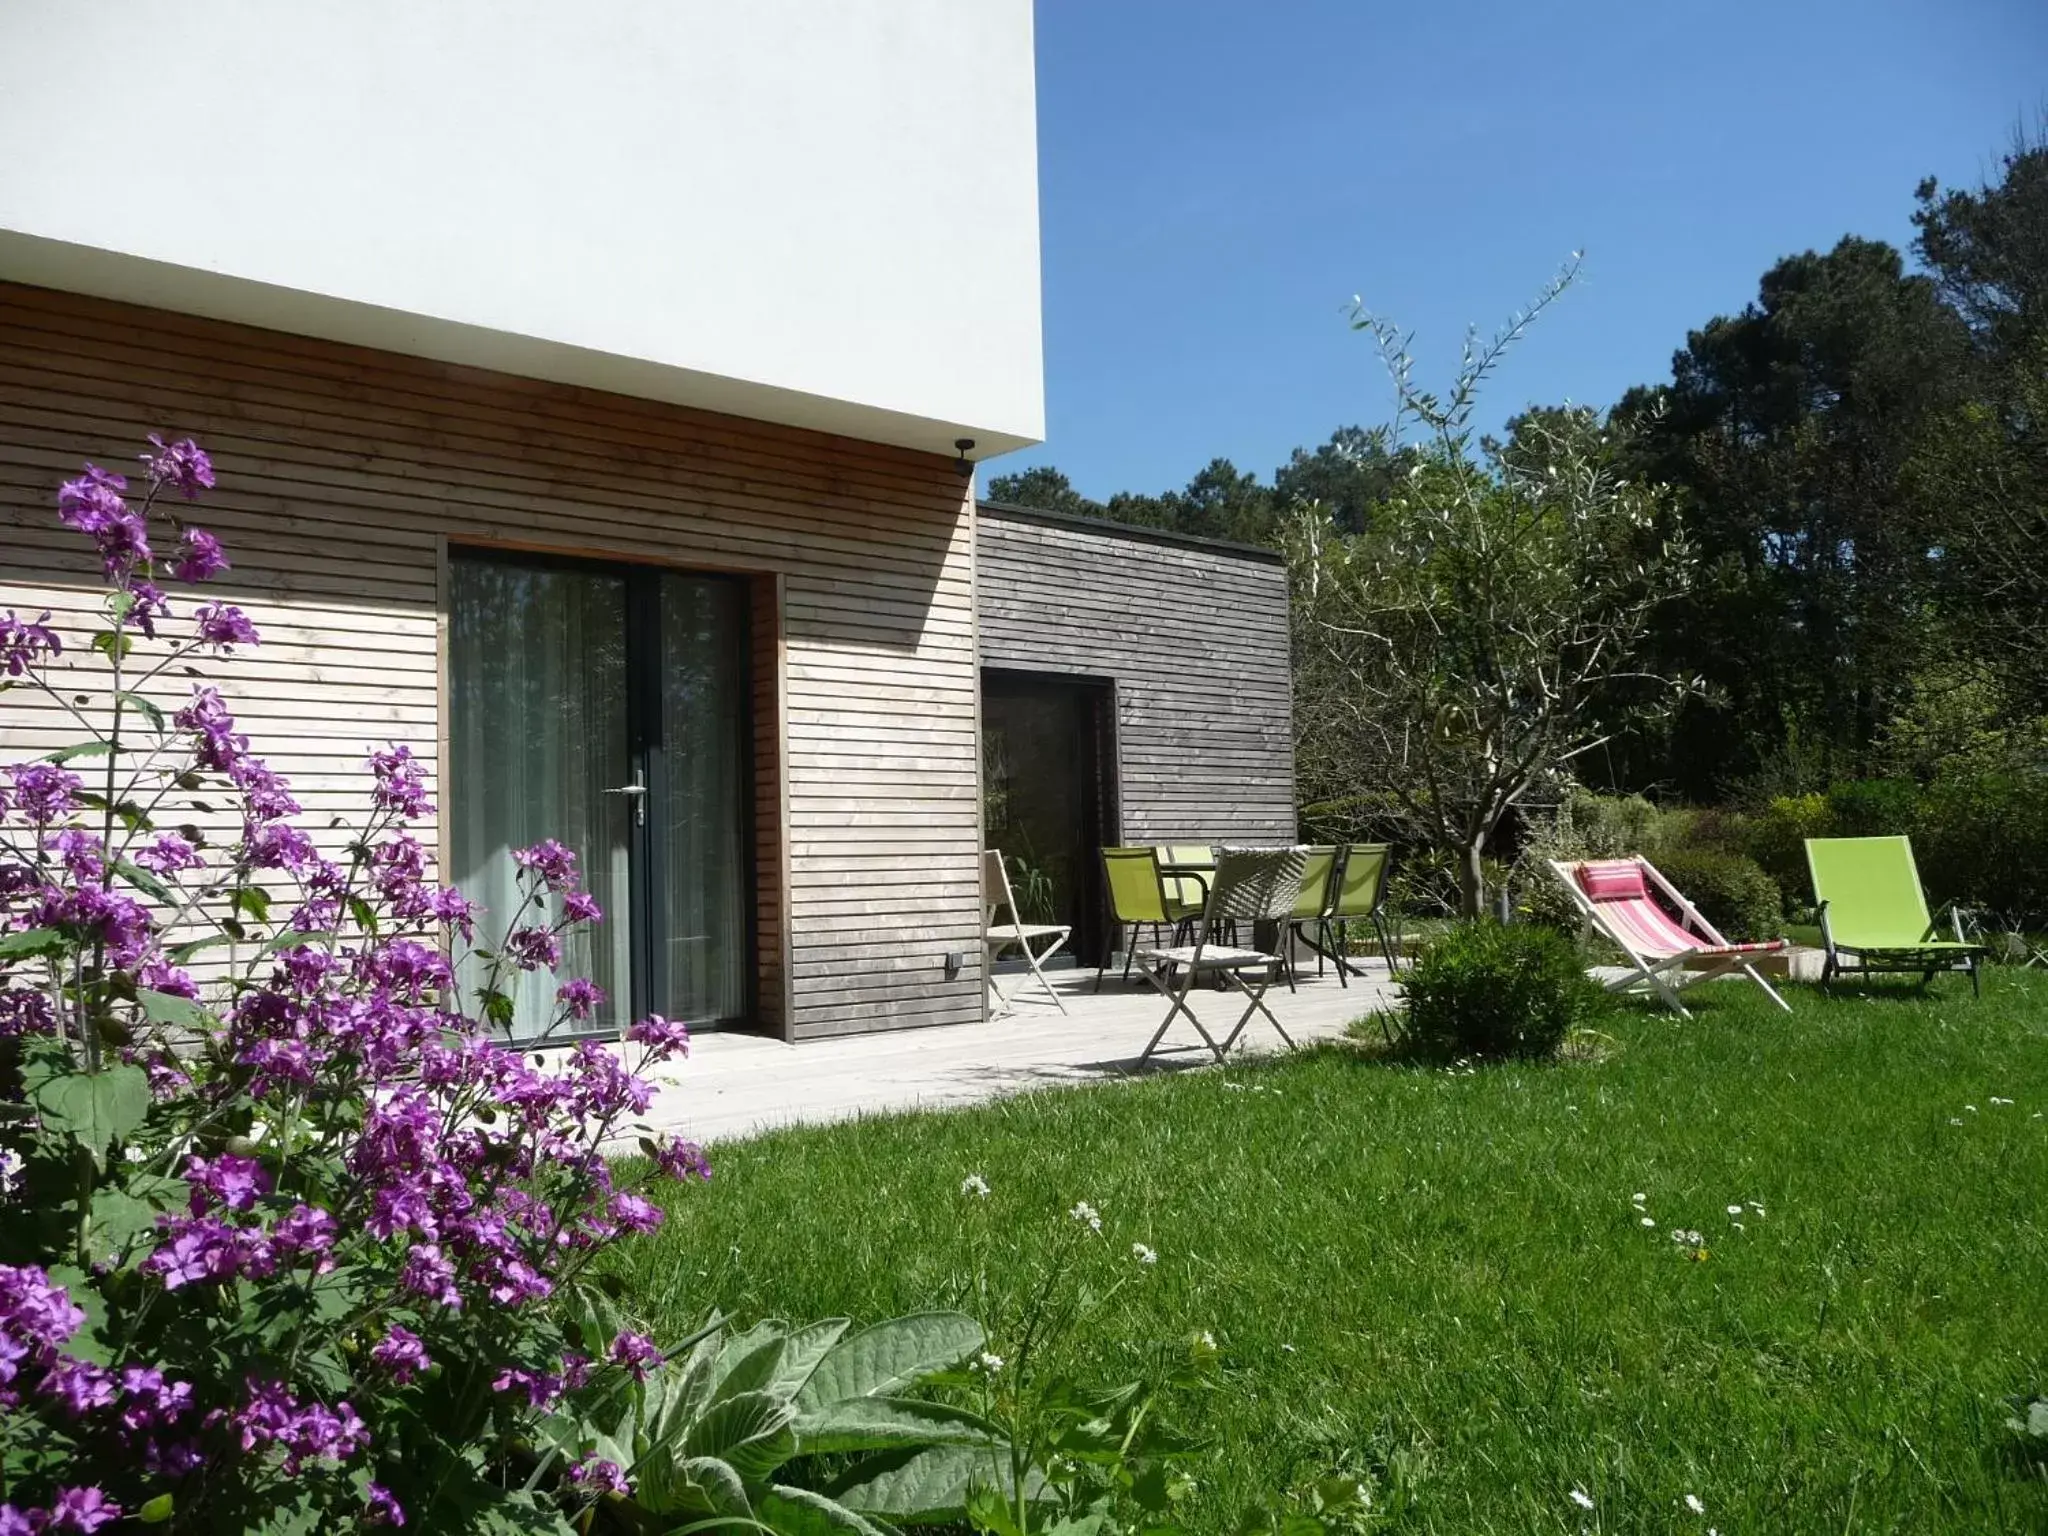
[991,135,2047,871]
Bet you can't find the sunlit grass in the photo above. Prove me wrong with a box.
[612,970,2048,1532]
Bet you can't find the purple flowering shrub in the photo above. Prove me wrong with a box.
[0,440,713,1532]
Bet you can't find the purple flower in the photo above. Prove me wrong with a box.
[562,889,602,923]
[608,1192,664,1235]
[48,1487,122,1533]
[370,1325,432,1384]
[273,1203,338,1257]
[56,464,131,541]
[176,686,248,772]
[368,744,434,819]
[401,1244,461,1310]
[171,526,228,582]
[40,1355,118,1415]
[557,978,606,1021]
[427,884,478,943]
[230,757,300,822]
[193,601,260,651]
[185,1152,272,1212]
[135,831,205,878]
[57,462,153,574]
[0,610,61,677]
[568,1455,631,1499]
[505,926,562,972]
[7,763,83,825]
[607,1331,664,1380]
[127,580,172,639]
[652,1137,712,1183]
[142,435,215,499]
[0,1265,87,1358]
[46,828,106,881]
[627,1013,691,1059]
[145,1218,242,1290]
[235,1379,369,1473]
[364,1483,407,1527]
[244,821,318,874]
[490,1365,564,1409]
[512,839,577,892]
[136,954,200,999]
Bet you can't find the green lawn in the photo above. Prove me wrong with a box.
[612,972,2048,1533]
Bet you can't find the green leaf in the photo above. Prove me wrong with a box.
[136,1494,174,1524]
[170,934,235,965]
[672,1455,753,1519]
[45,739,113,764]
[830,1444,1031,1524]
[232,886,273,925]
[0,927,67,961]
[799,1314,985,1412]
[347,894,378,935]
[769,1318,852,1401]
[33,1065,151,1165]
[111,858,174,904]
[86,1187,167,1264]
[794,1397,1004,1457]
[117,690,168,735]
[681,1390,799,1486]
[89,631,133,663]
[136,988,210,1032]
[757,1485,901,1536]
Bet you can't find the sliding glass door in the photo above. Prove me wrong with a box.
[449,551,751,1040]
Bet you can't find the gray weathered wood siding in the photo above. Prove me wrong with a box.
[0,283,984,1043]
[974,504,1296,845]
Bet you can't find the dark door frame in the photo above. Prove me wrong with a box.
[447,544,758,1037]
[980,666,1122,967]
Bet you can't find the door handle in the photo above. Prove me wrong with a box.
[604,770,649,826]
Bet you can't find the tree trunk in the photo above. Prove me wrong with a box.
[1456,838,1487,918]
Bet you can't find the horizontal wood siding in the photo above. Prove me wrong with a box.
[974,507,1296,846]
[0,282,982,1041]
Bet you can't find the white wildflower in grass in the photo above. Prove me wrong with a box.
[122,1145,149,1165]
[1068,1200,1102,1232]
[970,1350,1004,1375]
[960,1173,991,1198]
[1748,1202,1765,1216]
[1568,1486,1595,1511]
[1685,1493,1706,1515]
[1990,1096,2013,1106]
[1132,1242,1158,1265]
[1950,1117,1964,1126]
[1641,1216,1657,1228]
[1966,1104,1979,1113]
[1727,1205,1744,1216]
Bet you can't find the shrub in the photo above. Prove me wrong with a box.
[1915,770,2048,924]
[1742,792,1834,915]
[1401,921,1604,1060]
[1825,777,1922,836]
[1647,848,1783,942]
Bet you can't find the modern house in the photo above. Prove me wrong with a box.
[0,3,1295,1044]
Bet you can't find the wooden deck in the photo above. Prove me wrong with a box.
[623,963,1401,1145]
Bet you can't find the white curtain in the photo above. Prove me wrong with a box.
[449,558,633,1038]
[659,575,748,1022]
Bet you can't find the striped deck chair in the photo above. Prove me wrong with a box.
[1552,857,1792,1017]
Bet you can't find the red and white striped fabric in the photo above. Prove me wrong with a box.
[1571,860,1786,960]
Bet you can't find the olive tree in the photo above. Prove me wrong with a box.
[1287,263,1700,915]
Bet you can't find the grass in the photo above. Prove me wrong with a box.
[612,971,2048,1533]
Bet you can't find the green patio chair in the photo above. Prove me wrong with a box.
[1278,844,1341,992]
[1805,835,1986,997]
[1153,844,1214,922]
[1098,847,1189,991]
[1310,843,1400,986]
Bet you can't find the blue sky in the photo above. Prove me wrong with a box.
[994,0,2048,500]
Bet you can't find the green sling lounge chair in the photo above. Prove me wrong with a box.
[1805,835,1986,997]
[1312,842,1401,985]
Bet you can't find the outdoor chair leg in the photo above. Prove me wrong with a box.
[1374,913,1400,976]
[1741,963,1793,1014]
[1136,964,1228,1066]
[1217,968,1293,1055]
[1018,934,1070,1014]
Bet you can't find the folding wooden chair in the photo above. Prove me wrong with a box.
[1134,846,1307,1065]
[1552,856,1792,1017]
[984,848,1071,1016]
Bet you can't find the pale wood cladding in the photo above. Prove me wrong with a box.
[0,283,982,1042]
[974,507,1297,846]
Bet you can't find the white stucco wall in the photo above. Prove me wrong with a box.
[0,0,1044,456]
